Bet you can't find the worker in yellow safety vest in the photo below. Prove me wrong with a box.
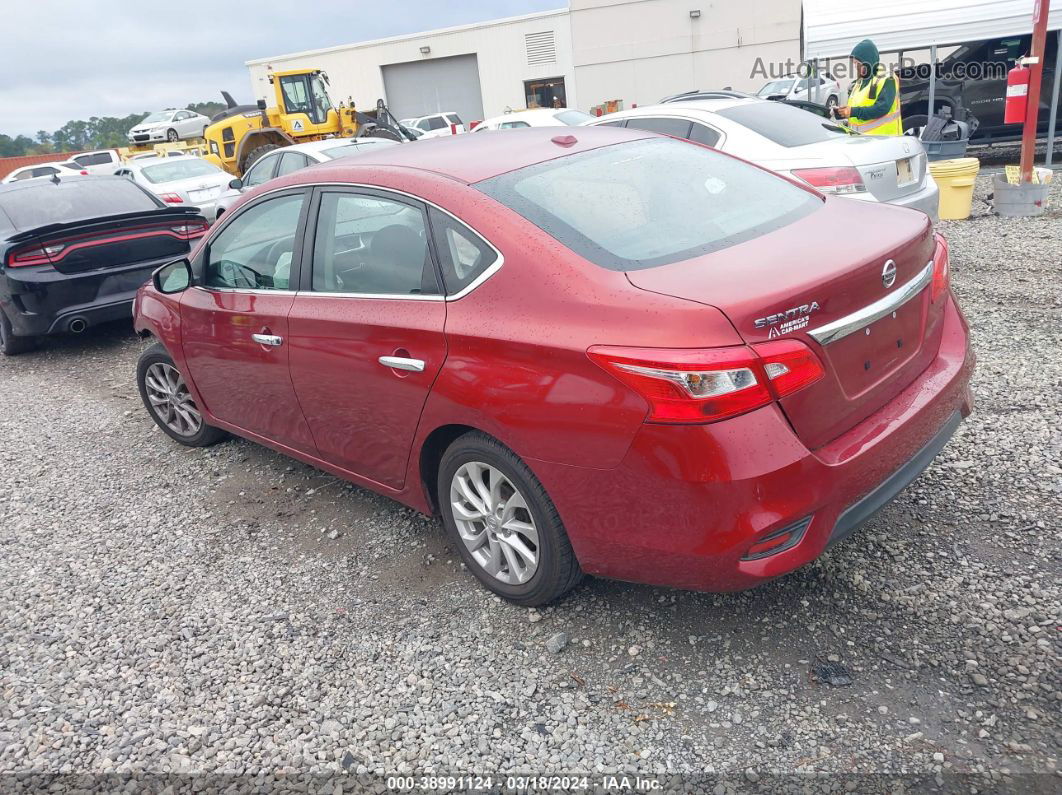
[834,38,903,135]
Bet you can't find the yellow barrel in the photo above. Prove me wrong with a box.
[928,157,980,220]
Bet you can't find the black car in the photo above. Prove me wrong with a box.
[0,176,207,355]
[899,33,1059,141]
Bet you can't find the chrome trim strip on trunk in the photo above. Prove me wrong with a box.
[808,261,933,346]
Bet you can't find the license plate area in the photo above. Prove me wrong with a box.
[822,296,925,398]
[896,157,915,187]
[189,187,220,202]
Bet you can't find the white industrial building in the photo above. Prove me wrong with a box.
[246,0,804,123]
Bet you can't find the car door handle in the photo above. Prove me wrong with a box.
[378,355,425,372]
[252,333,283,347]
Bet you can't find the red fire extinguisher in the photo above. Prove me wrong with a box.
[1004,61,1031,124]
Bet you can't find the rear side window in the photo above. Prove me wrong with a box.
[445,114,463,125]
[311,192,436,296]
[0,179,160,229]
[75,152,115,166]
[623,117,693,139]
[716,102,849,147]
[428,208,498,294]
[554,110,594,125]
[476,138,819,271]
[688,123,721,147]
[426,117,448,130]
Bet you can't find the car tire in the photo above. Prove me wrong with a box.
[166,128,179,143]
[438,432,583,606]
[137,342,227,447]
[0,308,35,356]
[904,114,929,137]
[243,144,280,171]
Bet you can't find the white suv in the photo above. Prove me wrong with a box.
[399,112,465,139]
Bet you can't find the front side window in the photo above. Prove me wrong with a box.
[242,154,277,187]
[206,194,304,290]
[476,138,820,272]
[280,75,312,117]
[311,192,436,296]
[428,208,498,294]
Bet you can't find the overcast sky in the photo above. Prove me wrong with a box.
[3,0,561,137]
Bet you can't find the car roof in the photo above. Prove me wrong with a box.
[296,126,655,184]
[281,138,396,156]
[0,174,120,195]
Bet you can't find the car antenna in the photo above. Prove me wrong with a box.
[50,173,61,184]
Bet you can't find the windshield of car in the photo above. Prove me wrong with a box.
[0,180,159,230]
[553,109,594,125]
[715,102,850,146]
[141,111,172,124]
[476,138,820,271]
[757,79,795,96]
[140,159,221,184]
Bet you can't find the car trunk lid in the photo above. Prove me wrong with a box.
[768,134,929,202]
[625,198,944,448]
[6,208,205,274]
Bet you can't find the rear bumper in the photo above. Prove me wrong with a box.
[1,257,167,337]
[527,293,974,592]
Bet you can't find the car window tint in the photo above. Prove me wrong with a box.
[32,167,59,177]
[688,123,721,147]
[500,121,530,129]
[621,117,693,139]
[206,194,304,290]
[312,193,436,296]
[445,114,463,125]
[276,152,311,176]
[242,155,276,187]
[75,152,113,166]
[428,208,498,295]
[426,116,448,130]
[477,137,819,272]
[715,102,849,146]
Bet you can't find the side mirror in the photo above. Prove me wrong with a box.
[228,178,243,190]
[152,259,193,294]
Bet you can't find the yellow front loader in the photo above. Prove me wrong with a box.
[203,69,412,176]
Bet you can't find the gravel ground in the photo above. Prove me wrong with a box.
[1,174,1059,791]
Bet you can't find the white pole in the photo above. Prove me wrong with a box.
[927,44,938,131]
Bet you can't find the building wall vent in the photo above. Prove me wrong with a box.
[525,31,557,66]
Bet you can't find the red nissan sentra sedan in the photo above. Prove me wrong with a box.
[133,127,974,605]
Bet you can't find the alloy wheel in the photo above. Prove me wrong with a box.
[449,461,540,585]
[143,362,202,437]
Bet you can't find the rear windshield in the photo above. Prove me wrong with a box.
[140,159,220,184]
[0,180,160,230]
[716,102,850,147]
[757,79,795,96]
[554,109,594,125]
[476,138,820,271]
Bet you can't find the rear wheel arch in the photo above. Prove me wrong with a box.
[419,423,482,514]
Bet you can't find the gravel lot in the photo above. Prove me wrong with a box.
[1,173,1059,790]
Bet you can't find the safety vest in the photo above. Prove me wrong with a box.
[848,72,902,135]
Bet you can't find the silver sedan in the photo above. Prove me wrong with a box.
[114,157,233,219]
[587,96,939,222]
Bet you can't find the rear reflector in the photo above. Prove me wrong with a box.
[931,234,950,302]
[792,166,867,195]
[742,516,812,560]
[588,340,824,424]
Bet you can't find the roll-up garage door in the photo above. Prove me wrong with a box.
[381,54,485,123]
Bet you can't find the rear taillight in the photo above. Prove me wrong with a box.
[588,341,824,424]
[170,221,208,239]
[931,234,950,302]
[6,244,67,267]
[792,166,867,195]
[160,193,184,203]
